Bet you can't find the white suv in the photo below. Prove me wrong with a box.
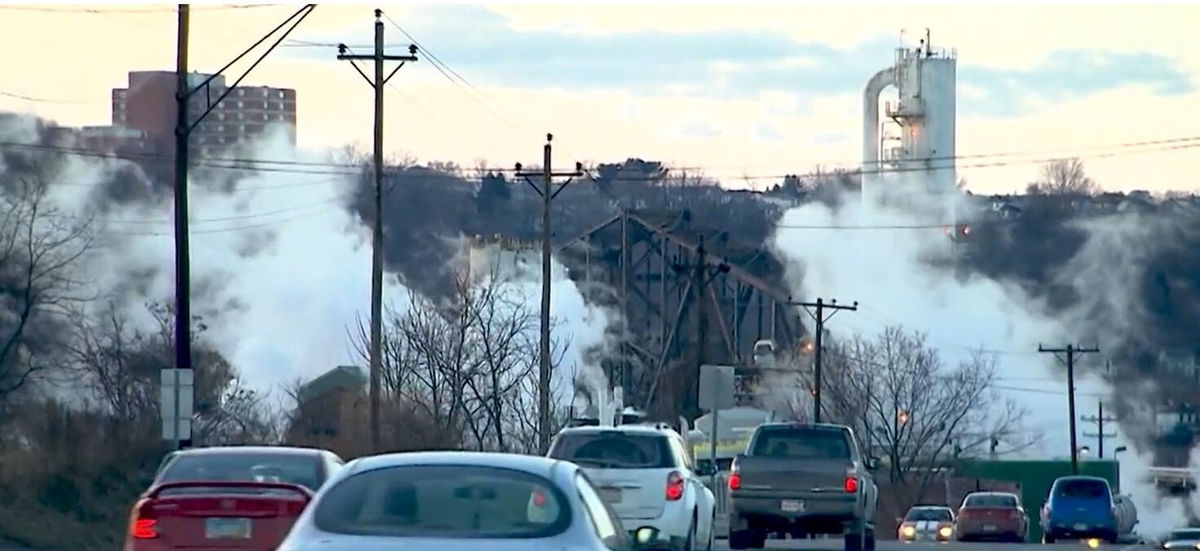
[548,423,716,551]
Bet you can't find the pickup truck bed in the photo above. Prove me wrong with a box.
[726,423,878,551]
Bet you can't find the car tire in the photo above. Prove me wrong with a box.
[865,525,877,551]
[1043,532,1057,544]
[729,529,751,550]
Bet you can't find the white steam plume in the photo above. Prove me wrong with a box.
[40,125,407,397]
[769,172,1191,531]
[463,242,615,416]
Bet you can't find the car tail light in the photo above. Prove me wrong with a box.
[666,471,684,501]
[727,472,741,490]
[1010,509,1022,519]
[844,476,858,493]
[128,498,158,539]
[532,489,548,507]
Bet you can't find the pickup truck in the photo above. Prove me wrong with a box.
[726,422,879,550]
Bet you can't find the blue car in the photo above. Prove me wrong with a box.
[1040,476,1118,543]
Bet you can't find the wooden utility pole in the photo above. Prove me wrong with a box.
[336,10,418,453]
[173,4,192,450]
[792,298,857,423]
[516,134,582,454]
[1039,343,1100,474]
[1082,401,1117,459]
[168,4,314,451]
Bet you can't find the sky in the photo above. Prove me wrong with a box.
[1,1,1199,194]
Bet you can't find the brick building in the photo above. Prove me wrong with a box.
[111,70,297,157]
[287,365,368,457]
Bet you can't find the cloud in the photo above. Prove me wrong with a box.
[960,50,1194,117]
[755,124,784,142]
[290,5,1195,117]
[678,121,722,138]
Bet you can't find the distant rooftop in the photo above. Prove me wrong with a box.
[297,365,367,404]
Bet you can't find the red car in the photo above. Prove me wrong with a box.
[955,491,1029,543]
[123,446,343,551]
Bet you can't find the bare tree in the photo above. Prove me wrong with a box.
[350,259,571,453]
[0,167,93,402]
[1027,158,1099,196]
[758,327,1038,504]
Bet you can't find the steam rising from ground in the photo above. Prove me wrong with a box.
[769,175,1185,532]
[35,126,407,396]
[464,244,614,414]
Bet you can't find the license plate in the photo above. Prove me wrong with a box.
[1073,523,1088,531]
[599,487,622,503]
[780,500,805,512]
[983,524,997,532]
[205,517,251,539]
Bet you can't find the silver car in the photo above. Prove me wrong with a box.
[277,451,656,551]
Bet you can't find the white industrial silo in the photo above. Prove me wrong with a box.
[862,31,958,219]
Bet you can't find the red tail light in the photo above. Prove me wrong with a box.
[666,471,684,501]
[1009,509,1022,519]
[532,489,548,507]
[844,476,858,493]
[727,473,741,490]
[128,498,158,539]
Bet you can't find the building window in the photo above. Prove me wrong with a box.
[277,90,284,98]
[237,112,244,120]
[217,113,225,121]
[262,113,269,122]
[239,125,245,133]
[237,89,245,96]
[274,101,283,110]
[262,101,268,109]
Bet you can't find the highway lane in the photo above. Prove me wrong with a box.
[713,540,1155,551]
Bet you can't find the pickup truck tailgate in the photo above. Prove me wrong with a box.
[737,457,849,493]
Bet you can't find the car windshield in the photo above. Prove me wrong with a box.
[549,432,672,469]
[751,428,851,459]
[905,508,952,522]
[158,452,321,493]
[312,465,570,539]
[964,494,1018,508]
[1056,479,1110,499]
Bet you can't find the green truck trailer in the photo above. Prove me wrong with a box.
[955,459,1120,542]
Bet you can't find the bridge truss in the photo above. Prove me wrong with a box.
[556,209,807,420]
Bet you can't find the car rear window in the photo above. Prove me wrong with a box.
[1056,479,1110,499]
[905,508,952,522]
[964,494,1018,507]
[751,428,851,459]
[312,465,570,539]
[158,452,322,492]
[549,432,674,469]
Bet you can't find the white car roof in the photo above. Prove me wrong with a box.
[556,424,678,437]
[344,451,571,479]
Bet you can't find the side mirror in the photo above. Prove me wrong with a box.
[865,457,880,471]
[695,462,716,477]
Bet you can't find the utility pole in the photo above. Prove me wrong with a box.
[336,10,418,453]
[516,134,583,454]
[168,4,314,450]
[1082,401,1117,459]
[173,3,192,451]
[792,297,858,423]
[1039,343,1100,474]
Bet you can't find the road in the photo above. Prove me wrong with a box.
[713,541,1154,551]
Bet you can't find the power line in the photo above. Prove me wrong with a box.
[0,90,92,104]
[0,4,278,13]
[3,133,1200,182]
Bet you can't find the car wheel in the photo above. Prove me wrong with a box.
[865,526,877,551]
[1043,532,1056,544]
